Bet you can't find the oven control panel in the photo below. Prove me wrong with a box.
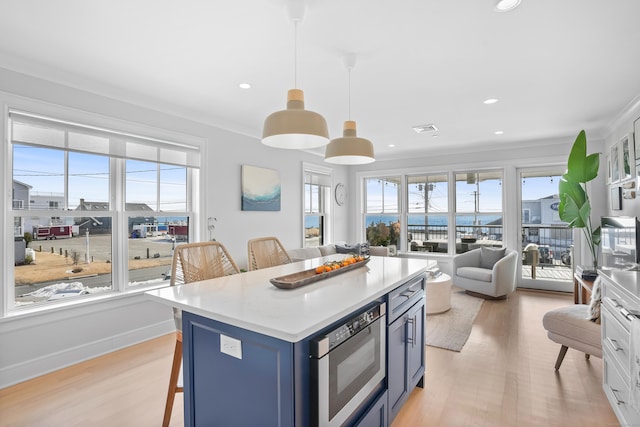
[311,302,386,357]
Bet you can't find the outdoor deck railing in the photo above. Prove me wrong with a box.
[407,223,573,264]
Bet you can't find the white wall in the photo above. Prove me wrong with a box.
[603,97,640,218]
[0,68,348,388]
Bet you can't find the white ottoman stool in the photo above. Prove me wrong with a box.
[426,273,452,314]
[542,304,602,370]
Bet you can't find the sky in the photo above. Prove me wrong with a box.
[13,145,187,212]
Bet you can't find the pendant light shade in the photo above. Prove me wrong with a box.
[325,121,375,164]
[261,1,329,150]
[262,89,329,149]
[324,54,375,165]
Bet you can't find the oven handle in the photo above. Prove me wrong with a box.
[310,303,385,358]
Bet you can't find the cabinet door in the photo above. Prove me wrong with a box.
[407,299,425,388]
[183,311,295,427]
[356,390,388,427]
[387,313,409,423]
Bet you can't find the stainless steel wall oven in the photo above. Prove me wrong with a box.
[310,302,386,427]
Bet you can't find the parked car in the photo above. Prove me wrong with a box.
[538,245,554,264]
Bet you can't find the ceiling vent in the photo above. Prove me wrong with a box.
[412,124,438,134]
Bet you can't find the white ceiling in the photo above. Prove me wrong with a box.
[1,0,640,160]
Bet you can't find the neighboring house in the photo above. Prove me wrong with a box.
[11,180,31,236]
[74,199,155,235]
[522,194,570,255]
[522,194,563,225]
[29,191,64,211]
[23,191,68,236]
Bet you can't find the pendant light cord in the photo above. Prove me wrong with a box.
[348,67,352,120]
[293,20,298,88]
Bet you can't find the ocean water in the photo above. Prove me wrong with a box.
[304,214,502,229]
[364,214,502,227]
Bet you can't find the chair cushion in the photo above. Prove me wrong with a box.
[479,247,506,269]
[335,242,370,256]
[288,247,322,261]
[542,305,601,348]
[318,244,336,256]
[456,266,492,282]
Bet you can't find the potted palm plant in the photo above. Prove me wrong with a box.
[558,130,601,279]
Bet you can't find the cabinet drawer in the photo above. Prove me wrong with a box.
[387,274,425,324]
[603,348,640,426]
[602,307,631,377]
[602,280,637,324]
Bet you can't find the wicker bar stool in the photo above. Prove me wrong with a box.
[163,241,240,427]
[247,236,292,271]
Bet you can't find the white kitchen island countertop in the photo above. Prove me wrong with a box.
[146,255,435,342]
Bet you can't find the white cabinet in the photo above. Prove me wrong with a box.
[599,270,640,426]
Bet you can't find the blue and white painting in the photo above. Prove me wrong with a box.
[241,165,281,211]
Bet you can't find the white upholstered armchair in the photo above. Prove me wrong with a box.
[452,247,518,299]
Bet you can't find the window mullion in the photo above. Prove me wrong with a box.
[114,157,126,292]
[156,163,161,212]
[64,134,69,211]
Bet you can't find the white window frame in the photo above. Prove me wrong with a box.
[406,173,449,253]
[1,96,204,317]
[302,162,332,247]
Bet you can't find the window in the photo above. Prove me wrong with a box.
[407,174,448,253]
[8,110,200,309]
[364,176,401,247]
[303,164,331,247]
[454,171,503,254]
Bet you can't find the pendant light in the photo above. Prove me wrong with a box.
[324,54,375,165]
[261,0,329,150]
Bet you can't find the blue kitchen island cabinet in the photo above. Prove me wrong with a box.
[386,273,426,424]
[183,311,302,426]
[146,256,435,427]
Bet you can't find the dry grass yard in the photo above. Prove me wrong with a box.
[15,250,171,285]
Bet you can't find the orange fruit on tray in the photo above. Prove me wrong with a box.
[315,266,324,274]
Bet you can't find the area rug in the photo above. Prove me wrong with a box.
[425,287,484,352]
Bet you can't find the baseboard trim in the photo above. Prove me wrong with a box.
[0,319,174,389]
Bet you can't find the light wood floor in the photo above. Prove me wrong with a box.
[0,290,619,427]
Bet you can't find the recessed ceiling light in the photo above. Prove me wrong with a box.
[483,98,499,104]
[495,0,521,12]
[412,124,438,133]
[495,131,504,135]
[388,144,396,148]
[238,83,252,89]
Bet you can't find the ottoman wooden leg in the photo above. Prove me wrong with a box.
[555,345,568,370]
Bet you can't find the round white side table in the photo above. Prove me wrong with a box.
[426,273,452,314]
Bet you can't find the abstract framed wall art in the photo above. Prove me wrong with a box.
[620,133,633,181]
[611,143,620,183]
[241,165,281,211]
[635,117,640,161]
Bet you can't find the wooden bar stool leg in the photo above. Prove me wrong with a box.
[163,332,183,427]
